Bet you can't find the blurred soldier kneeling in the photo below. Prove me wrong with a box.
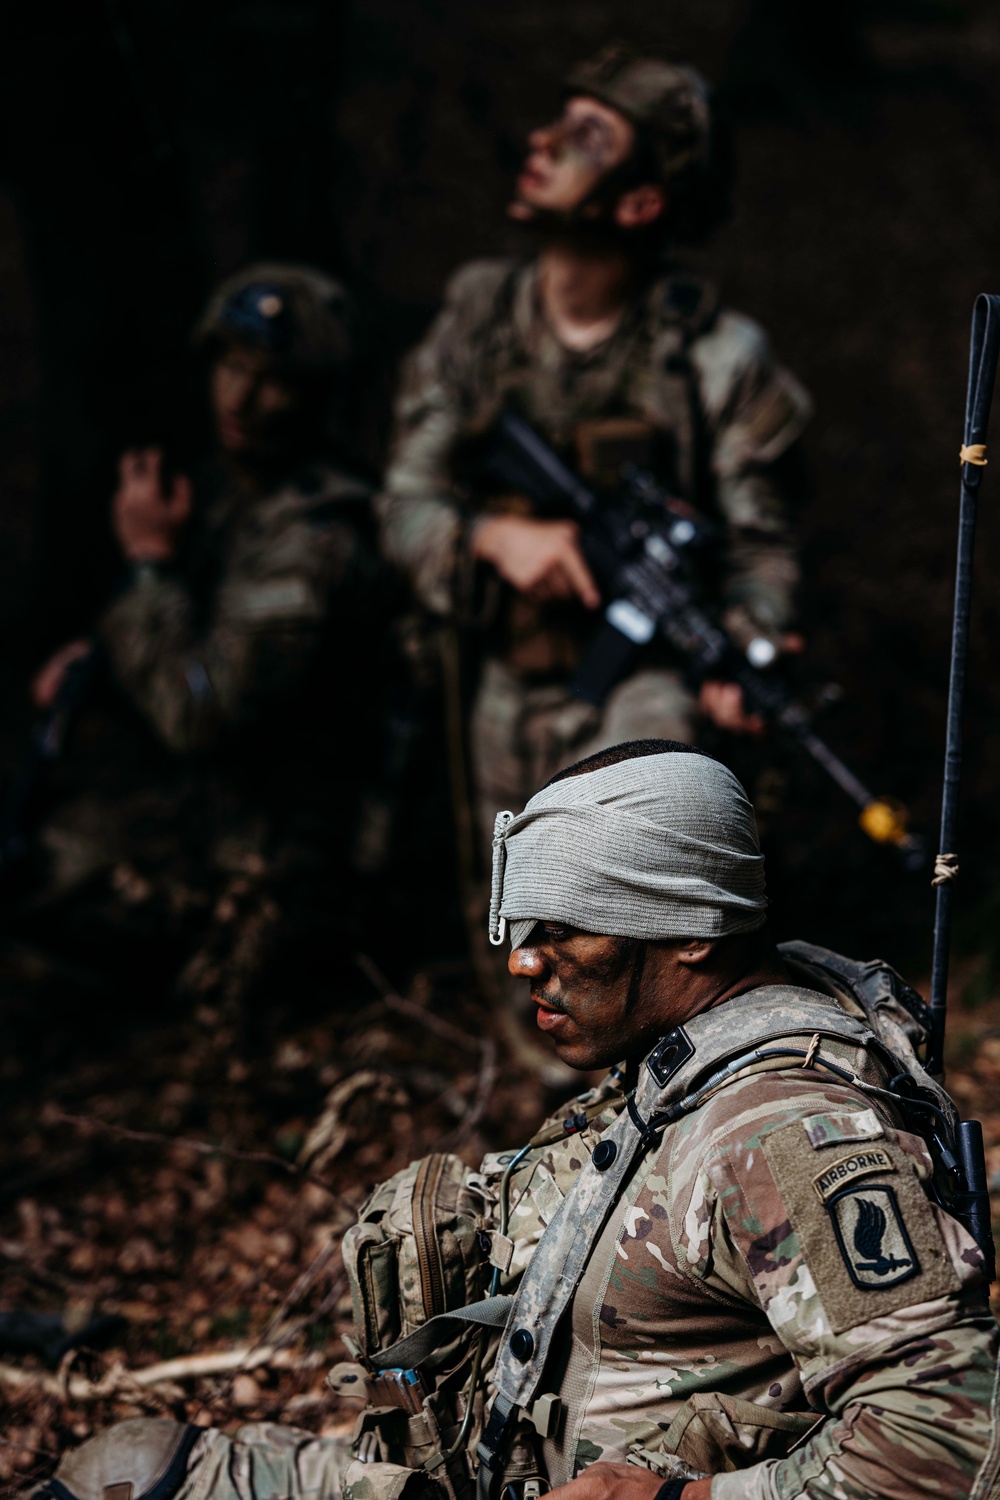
[20,265,389,1014]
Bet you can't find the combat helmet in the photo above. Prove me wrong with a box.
[195,262,352,375]
[565,42,712,183]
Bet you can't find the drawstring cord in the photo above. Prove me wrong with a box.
[488,810,514,946]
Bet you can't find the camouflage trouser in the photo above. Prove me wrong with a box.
[176,1423,352,1500]
[470,657,696,845]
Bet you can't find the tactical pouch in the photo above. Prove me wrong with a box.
[662,1392,822,1473]
[342,1458,444,1500]
[344,1152,494,1359]
[342,1153,498,1500]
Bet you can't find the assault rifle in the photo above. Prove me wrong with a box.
[479,409,923,868]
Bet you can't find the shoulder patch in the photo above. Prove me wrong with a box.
[812,1147,895,1201]
[762,1120,958,1334]
[828,1184,918,1289]
[801,1108,884,1149]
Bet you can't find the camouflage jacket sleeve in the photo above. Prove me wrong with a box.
[689,311,812,638]
[98,480,373,753]
[676,1075,998,1500]
[376,260,514,615]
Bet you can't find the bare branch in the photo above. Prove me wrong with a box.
[0,1346,325,1406]
[47,1112,335,1195]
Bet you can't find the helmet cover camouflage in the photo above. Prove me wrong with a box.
[565,42,711,183]
[195,262,352,374]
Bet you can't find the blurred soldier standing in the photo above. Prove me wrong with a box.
[378,44,812,844]
[26,265,385,1006]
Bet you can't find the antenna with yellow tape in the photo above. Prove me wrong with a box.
[927,293,1000,1078]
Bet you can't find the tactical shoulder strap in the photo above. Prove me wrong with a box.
[476,986,879,1496]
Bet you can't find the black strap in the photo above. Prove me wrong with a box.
[654,1480,690,1500]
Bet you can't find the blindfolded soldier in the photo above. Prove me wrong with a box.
[41,741,999,1500]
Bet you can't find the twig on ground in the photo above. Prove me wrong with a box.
[442,1036,497,1148]
[0,1345,325,1406]
[254,1244,344,1355]
[46,1112,335,1195]
[192,1235,346,1422]
[355,954,479,1052]
[356,954,497,1143]
[298,1072,407,1172]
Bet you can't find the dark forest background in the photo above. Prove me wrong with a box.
[1,0,999,973]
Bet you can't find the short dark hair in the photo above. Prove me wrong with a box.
[546,737,716,787]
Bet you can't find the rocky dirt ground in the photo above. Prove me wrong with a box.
[0,946,997,1494]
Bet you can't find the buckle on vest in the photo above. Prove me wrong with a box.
[646,1027,695,1087]
[477,1399,517,1472]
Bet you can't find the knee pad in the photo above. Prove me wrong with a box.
[42,1419,201,1500]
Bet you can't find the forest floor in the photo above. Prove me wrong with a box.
[1,951,998,1494]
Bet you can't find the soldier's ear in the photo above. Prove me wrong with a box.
[673,937,715,966]
[614,183,667,230]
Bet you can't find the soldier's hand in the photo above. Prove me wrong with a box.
[471,514,600,607]
[31,638,91,709]
[698,632,804,735]
[697,680,765,735]
[545,1462,711,1500]
[112,447,193,563]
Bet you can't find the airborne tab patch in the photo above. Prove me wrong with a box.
[829,1185,919,1290]
[812,1148,895,1202]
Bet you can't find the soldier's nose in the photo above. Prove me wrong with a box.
[509,945,548,979]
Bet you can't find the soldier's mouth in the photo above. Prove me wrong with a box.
[533,996,571,1033]
[517,164,547,195]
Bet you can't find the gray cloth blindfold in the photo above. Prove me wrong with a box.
[489,752,767,950]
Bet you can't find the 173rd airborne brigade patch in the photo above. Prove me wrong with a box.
[826,1185,918,1290]
[762,1111,958,1333]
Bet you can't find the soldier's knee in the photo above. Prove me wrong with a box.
[37,1419,201,1500]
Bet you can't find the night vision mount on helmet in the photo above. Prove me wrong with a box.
[195,262,353,375]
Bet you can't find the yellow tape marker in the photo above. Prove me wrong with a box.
[859,798,910,847]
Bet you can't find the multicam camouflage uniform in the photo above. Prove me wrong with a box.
[28,267,385,979]
[32,459,380,908]
[377,259,811,838]
[99,459,376,756]
[480,997,998,1497]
